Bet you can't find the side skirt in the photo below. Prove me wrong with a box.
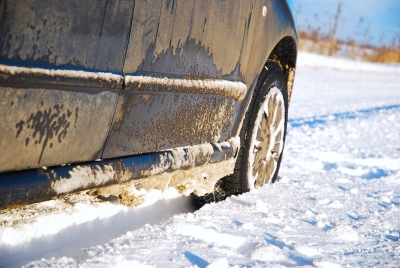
[0,138,239,210]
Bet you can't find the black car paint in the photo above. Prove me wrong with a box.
[0,0,297,208]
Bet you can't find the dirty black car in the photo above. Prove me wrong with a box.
[0,0,297,209]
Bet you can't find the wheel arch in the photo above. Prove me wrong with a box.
[267,36,297,102]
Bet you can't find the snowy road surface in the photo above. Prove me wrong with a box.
[1,52,400,267]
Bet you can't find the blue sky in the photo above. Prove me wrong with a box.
[292,0,400,46]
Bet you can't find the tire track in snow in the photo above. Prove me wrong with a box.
[288,104,400,128]
[284,103,400,182]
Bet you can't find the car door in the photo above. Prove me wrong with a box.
[0,0,134,171]
[102,0,268,158]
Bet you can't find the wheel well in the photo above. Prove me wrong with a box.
[268,36,297,102]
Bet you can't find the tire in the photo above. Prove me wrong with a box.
[195,61,288,207]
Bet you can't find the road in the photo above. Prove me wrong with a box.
[2,52,400,267]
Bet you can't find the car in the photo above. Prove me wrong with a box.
[0,0,297,209]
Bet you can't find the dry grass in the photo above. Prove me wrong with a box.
[299,30,400,63]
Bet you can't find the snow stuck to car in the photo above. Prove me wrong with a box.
[50,137,239,207]
[125,75,247,101]
[0,64,124,83]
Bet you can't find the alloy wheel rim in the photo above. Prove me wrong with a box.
[247,87,285,188]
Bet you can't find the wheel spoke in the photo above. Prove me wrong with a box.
[274,103,283,129]
[265,159,276,184]
[268,98,275,125]
[254,150,265,166]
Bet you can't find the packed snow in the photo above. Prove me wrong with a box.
[1,52,400,267]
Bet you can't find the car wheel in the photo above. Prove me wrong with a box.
[195,61,288,206]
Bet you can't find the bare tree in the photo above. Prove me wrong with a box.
[328,0,342,56]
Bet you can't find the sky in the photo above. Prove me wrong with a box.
[292,0,400,46]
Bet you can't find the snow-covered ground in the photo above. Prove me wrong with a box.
[1,52,400,267]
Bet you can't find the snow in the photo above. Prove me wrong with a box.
[125,75,247,101]
[0,188,184,247]
[1,52,400,267]
[51,137,239,206]
[0,64,123,83]
[297,52,400,74]
[51,165,118,195]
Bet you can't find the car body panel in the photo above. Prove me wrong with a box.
[104,0,297,157]
[102,88,239,158]
[0,85,119,171]
[0,0,132,172]
[0,0,134,72]
[123,0,296,87]
[0,0,297,208]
